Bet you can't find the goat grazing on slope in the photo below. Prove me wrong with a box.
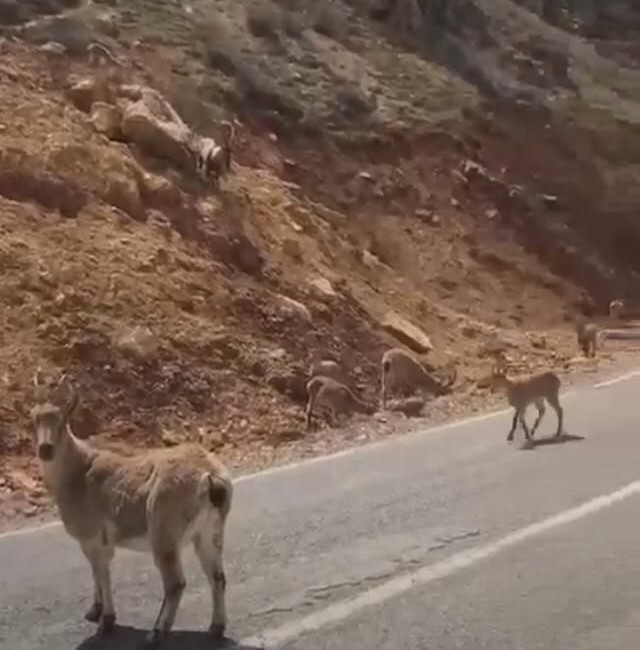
[305,375,373,430]
[380,347,456,409]
[195,120,237,188]
[488,366,564,442]
[575,318,600,358]
[609,299,625,321]
[29,372,233,648]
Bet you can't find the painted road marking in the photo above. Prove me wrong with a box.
[594,370,640,389]
[241,480,640,648]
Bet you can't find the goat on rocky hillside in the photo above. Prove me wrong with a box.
[575,318,600,358]
[488,366,564,442]
[380,347,456,409]
[29,372,233,648]
[305,375,373,430]
[195,120,237,188]
[609,299,625,320]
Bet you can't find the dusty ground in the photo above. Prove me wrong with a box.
[0,0,638,527]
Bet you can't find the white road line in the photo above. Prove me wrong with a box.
[241,480,640,648]
[594,370,640,389]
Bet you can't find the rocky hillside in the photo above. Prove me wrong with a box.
[0,0,638,518]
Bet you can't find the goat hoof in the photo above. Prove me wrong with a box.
[141,629,165,649]
[85,602,103,623]
[98,614,116,636]
[209,623,226,639]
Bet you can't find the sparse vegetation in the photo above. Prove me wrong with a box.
[0,0,639,527]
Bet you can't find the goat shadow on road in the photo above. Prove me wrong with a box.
[75,626,263,650]
[518,433,586,451]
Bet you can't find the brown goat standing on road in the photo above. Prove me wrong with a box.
[29,372,233,648]
[575,318,600,358]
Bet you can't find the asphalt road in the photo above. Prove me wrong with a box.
[2,368,640,650]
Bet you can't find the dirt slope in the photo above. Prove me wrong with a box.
[0,0,638,520]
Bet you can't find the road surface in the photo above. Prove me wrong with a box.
[2,368,640,650]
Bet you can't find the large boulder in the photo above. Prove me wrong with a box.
[308,276,337,299]
[67,76,117,113]
[381,312,433,354]
[118,85,197,169]
[113,325,159,362]
[274,294,312,323]
[90,101,123,140]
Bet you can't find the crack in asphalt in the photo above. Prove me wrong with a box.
[251,527,482,619]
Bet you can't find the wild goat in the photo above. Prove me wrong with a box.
[195,120,237,188]
[380,347,456,409]
[575,318,600,358]
[29,372,233,648]
[489,366,564,442]
[609,299,625,320]
[309,359,346,384]
[305,375,373,430]
[86,42,119,67]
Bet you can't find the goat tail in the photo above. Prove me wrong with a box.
[204,474,233,514]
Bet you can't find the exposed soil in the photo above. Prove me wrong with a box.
[0,0,638,527]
